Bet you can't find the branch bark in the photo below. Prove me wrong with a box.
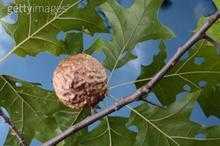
[0,108,27,146]
[43,11,220,146]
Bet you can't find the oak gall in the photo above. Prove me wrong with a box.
[53,54,107,109]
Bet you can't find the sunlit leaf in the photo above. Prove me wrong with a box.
[0,0,106,60]
[196,0,220,45]
[214,0,220,9]
[87,0,173,69]
[0,1,7,18]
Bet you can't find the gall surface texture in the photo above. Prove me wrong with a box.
[53,54,107,109]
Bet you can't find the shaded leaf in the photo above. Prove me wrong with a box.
[0,75,85,145]
[54,108,90,146]
[80,117,136,146]
[136,40,220,116]
[65,32,84,55]
[128,91,220,146]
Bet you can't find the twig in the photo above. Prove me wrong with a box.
[43,11,220,146]
[0,108,27,146]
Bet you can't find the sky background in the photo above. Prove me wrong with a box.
[0,0,219,145]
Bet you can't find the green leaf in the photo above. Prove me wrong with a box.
[80,117,136,146]
[64,32,84,55]
[0,75,87,145]
[136,42,178,105]
[128,91,220,146]
[87,0,174,69]
[136,40,220,116]
[214,0,220,9]
[0,0,106,61]
[0,2,7,18]
[54,108,90,146]
[1,76,136,146]
[196,0,220,44]
[198,18,220,45]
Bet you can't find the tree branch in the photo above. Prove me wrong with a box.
[0,108,27,146]
[43,11,220,146]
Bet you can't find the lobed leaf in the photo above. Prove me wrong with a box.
[128,91,220,146]
[0,75,88,144]
[136,40,220,116]
[80,117,136,146]
[0,0,106,61]
[87,0,173,69]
